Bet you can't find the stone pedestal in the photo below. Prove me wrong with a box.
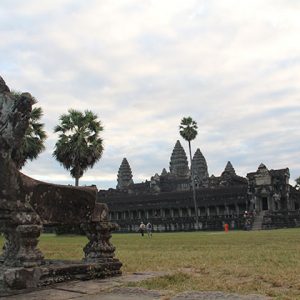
[16,225,44,268]
[2,225,19,267]
[82,221,118,261]
[2,224,44,268]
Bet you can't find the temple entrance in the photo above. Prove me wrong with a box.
[262,197,268,210]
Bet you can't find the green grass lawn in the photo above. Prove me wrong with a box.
[1,229,300,299]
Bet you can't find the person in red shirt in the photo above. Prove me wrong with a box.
[224,223,229,233]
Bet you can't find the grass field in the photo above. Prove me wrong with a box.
[1,229,300,299]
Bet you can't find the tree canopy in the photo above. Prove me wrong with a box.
[179,116,198,142]
[53,109,104,186]
[11,91,47,169]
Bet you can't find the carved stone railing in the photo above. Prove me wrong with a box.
[0,76,122,292]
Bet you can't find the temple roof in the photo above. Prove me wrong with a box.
[191,148,208,180]
[161,168,168,176]
[222,161,236,176]
[117,158,134,189]
[169,140,189,178]
[258,163,268,171]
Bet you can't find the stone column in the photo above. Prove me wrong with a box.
[268,196,273,211]
[255,197,261,212]
[206,207,210,216]
[235,204,239,215]
[131,211,135,219]
[170,209,174,218]
[224,206,228,215]
[179,208,183,217]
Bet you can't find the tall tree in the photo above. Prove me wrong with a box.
[11,91,47,169]
[179,116,199,229]
[53,109,104,186]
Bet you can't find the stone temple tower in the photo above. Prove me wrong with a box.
[191,148,209,183]
[169,140,189,178]
[222,161,236,176]
[117,158,134,190]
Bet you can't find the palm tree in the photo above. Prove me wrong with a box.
[179,116,199,229]
[53,109,104,186]
[11,91,47,169]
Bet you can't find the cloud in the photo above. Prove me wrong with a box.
[1,0,299,188]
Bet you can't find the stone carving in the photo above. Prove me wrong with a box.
[169,140,189,178]
[117,158,134,190]
[0,80,42,269]
[0,76,121,292]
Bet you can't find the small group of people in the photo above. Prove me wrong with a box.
[139,221,152,237]
[243,210,255,230]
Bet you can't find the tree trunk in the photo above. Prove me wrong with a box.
[188,141,199,230]
[75,177,79,186]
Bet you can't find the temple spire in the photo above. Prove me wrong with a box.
[258,163,268,171]
[117,158,134,189]
[222,161,236,176]
[169,140,189,178]
[161,168,168,176]
[191,148,208,182]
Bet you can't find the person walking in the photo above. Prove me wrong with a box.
[139,222,145,236]
[146,222,152,238]
[224,223,229,233]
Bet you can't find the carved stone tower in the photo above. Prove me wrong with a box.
[169,140,189,178]
[117,158,134,190]
[222,161,236,176]
[161,168,168,176]
[191,148,208,183]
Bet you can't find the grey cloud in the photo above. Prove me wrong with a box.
[2,0,300,188]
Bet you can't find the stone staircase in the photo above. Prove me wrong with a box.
[251,211,266,230]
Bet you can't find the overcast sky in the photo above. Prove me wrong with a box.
[1,0,299,189]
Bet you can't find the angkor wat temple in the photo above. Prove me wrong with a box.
[98,140,300,232]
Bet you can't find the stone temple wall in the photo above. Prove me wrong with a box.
[99,157,300,232]
[99,186,251,232]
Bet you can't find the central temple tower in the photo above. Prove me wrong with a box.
[117,158,134,190]
[191,148,209,185]
[169,140,189,178]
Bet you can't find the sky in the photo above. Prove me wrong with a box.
[1,0,300,189]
